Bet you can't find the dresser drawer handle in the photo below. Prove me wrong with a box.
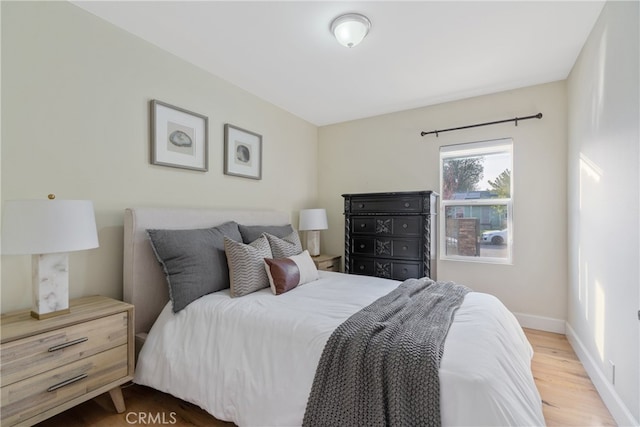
[359,265,365,270]
[360,244,365,249]
[402,246,408,251]
[402,223,408,229]
[47,373,88,392]
[359,203,365,208]
[360,223,366,228]
[48,337,88,352]
[404,202,410,208]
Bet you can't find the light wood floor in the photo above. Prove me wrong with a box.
[37,328,615,426]
[525,328,616,426]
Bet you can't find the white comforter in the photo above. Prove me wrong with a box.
[134,272,544,426]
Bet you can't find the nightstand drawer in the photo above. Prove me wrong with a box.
[312,254,341,272]
[1,312,128,387]
[1,345,128,426]
[316,258,340,272]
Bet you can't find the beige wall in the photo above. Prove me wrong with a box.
[567,1,639,424]
[318,81,568,324]
[1,2,318,312]
[2,0,637,422]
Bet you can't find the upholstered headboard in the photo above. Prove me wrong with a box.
[123,207,290,339]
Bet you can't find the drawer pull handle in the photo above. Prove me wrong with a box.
[48,337,88,352]
[402,223,408,229]
[360,224,366,228]
[359,203,365,208]
[359,265,365,270]
[47,373,88,392]
[404,202,410,208]
[360,244,365,249]
[402,268,408,273]
[402,246,408,251]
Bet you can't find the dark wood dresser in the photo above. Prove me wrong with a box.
[342,191,438,281]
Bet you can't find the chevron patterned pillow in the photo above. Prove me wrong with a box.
[224,235,273,297]
[264,231,303,258]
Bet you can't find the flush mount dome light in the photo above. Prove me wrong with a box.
[330,13,371,48]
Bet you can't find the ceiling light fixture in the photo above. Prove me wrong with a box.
[330,13,371,48]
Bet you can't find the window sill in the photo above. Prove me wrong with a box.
[440,255,513,265]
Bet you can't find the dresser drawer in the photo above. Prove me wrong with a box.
[352,237,421,260]
[351,257,422,281]
[1,312,128,387]
[351,216,422,236]
[351,217,376,234]
[391,261,422,280]
[389,216,421,236]
[1,345,128,426]
[350,257,375,276]
[350,196,423,213]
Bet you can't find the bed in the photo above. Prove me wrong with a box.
[124,207,545,427]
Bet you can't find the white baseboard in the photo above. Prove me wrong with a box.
[513,312,566,333]
[565,323,638,427]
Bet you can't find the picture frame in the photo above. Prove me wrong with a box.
[224,124,262,180]
[150,100,208,171]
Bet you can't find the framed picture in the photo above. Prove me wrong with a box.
[150,100,208,171]
[224,124,262,180]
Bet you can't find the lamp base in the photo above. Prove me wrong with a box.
[305,230,321,257]
[31,253,70,320]
[31,308,70,320]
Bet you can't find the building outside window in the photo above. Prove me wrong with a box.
[439,139,513,263]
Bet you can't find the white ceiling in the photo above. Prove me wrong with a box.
[71,1,605,126]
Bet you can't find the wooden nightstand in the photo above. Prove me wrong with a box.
[312,254,342,272]
[0,296,134,426]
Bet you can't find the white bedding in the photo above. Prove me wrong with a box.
[134,271,544,426]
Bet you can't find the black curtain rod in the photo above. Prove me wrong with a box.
[420,112,543,137]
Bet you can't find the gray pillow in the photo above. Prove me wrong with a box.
[147,221,242,312]
[239,224,294,243]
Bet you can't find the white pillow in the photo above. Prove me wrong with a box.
[264,250,319,295]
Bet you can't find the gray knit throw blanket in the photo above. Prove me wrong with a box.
[302,277,470,427]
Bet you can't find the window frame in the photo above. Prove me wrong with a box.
[439,138,514,264]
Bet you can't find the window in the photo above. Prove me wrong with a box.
[439,139,513,263]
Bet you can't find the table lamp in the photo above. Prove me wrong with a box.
[1,195,99,319]
[298,208,328,257]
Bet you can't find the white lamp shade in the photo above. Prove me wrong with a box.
[331,13,371,48]
[299,209,328,231]
[2,199,99,255]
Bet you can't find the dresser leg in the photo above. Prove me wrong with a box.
[108,386,126,413]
